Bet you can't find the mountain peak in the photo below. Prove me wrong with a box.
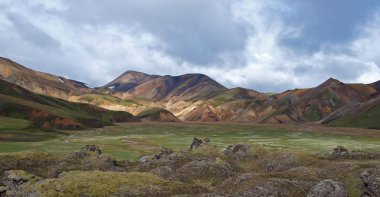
[103,71,226,100]
[319,77,342,87]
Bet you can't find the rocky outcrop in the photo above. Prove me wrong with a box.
[331,146,376,159]
[1,170,42,196]
[1,170,41,189]
[189,138,211,150]
[175,158,233,183]
[361,170,380,197]
[332,146,349,158]
[231,178,306,197]
[70,144,102,158]
[224,144,250,157]
[138,148,174,163]
[150,166,174,178]
[307,179,347,197]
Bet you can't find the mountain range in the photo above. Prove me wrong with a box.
[1,56,379,129]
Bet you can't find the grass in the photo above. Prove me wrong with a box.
[0,122,379,161]
[8,171,206,196]
[137,108,165,119]
[0,117,31,130]
[330,103,380,129]
[306,104,321,121]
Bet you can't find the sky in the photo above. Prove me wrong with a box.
[1,0,380,92]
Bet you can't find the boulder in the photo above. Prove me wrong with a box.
[307,179,347,197]
[332,146,349,158]
[154,148,174,160]
[261,152,300,172]
[1,170,41,189]
[70,144,102,159]
[175,158,233,182]
[331,146,376,159]
[232,178,305,197]
[150,166,174,178]
[189,138,211,150]
[81,144,102,155]
[224,144,250,157]
[0,186,6,197]
[138,148,174,163]
[360,170,380,197]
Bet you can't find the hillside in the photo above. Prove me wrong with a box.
[0,57,90,99]
[1,57,380,128]
[137,108,180,122]
[262,78,380,124]
[0,79,139,130]
[103,71,227,101]
[320,97,380,129]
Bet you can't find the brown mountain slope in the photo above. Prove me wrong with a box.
[0,57,90,99]
[1,57,379,127]
[0,79,139,130]
[262,78,379,123]
[102,71,227,101]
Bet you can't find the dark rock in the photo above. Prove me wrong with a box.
[69,144,102,159]
[138,148,174,163]
[307,179,347,197]
[0,186,6,197]
[331,146,375,159]
[81,144,102,155]
[332,146,349,158]
[360,170,380,197]
[190,138,211,150]
[224,144,250,157]
[154,148,174,160]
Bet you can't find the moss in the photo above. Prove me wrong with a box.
[305,104,321,121]
[20,171,206,196]
[0,151,60,178]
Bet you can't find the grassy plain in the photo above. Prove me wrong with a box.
[0,121,379,160]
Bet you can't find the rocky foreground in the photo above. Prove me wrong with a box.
[0,140,380,197]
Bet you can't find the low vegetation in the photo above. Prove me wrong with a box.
[0,139,379,196]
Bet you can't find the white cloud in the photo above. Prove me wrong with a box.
[0,0,379,92]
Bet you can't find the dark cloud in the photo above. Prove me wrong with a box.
[0,0,379,92]
[57,0,247,65]
[281,0,380,54]
[6,12,60,49]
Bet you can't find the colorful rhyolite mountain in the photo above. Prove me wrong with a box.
[0,57,379,128]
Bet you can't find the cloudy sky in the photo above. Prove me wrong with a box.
[1,0,380,92]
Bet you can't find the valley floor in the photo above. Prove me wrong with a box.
[1,121,380,160]
[1,122,380,196]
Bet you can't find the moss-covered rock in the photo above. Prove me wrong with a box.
[6,171,207,197]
